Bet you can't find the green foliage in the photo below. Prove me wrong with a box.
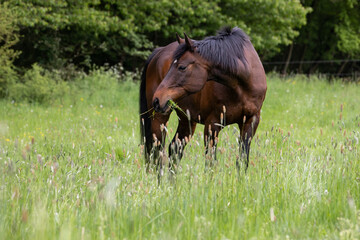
[265,0,360,75]
[5,0,310,73]
[293,0,360,61]
[8,0,152,70]
[143,0,223,38]
[335,0,360,57]
[0,2,20,98]
[220,0,310,57]
[67,65,140,108]
[5,63,141,105]
[8,64,69,104]
[0,0,359,96]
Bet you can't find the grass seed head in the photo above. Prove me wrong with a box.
[21,210,28,223]
[37,154,43,165]
[186,109,191,120]
[22,149,27,160]
[270,207,276,222]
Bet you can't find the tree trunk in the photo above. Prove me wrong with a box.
[337,58,349,77]
[282,44,293,76]
[298,45,307,73]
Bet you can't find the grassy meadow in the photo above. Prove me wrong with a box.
[0,73,359,239]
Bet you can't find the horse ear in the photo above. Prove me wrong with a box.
[184,32,194,51]
[176,33,183,44]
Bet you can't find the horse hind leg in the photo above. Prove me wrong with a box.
[237,112,260,172]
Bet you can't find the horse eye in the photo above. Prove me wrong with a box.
[178,66,187,71]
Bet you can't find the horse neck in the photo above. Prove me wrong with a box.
[209,64,250,90]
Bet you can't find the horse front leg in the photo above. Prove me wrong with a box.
[203,122,222,169]
[237,112,260,172]
[150,114,170,183]
[168,117,197,175]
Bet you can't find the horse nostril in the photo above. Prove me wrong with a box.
[153,98,160,112]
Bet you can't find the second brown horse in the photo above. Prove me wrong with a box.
[140,27,267,175]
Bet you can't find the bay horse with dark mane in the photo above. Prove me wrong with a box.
[140,27,267,176]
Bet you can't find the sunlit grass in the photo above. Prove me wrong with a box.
[0,75,359,239]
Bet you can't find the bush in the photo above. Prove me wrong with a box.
[0,3,20,98]
[6,63,141,105]
[68,66,137,107]
[8,64,69,104]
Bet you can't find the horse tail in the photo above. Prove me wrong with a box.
[140,49,160,156]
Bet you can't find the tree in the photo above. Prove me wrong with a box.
[5,0,310,72]
[335,0,360,57]
[219,0,310,59]
[272,0,360,75]
[8,0,149,70]
[0,2,19,97]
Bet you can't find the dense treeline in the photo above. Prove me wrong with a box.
[0,0,359,100]
[268,0,360,77]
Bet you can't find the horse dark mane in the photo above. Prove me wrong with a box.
[173,27,250,75]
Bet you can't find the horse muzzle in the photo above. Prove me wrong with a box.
[153,97,170,114]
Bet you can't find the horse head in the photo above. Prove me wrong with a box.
[152,33,209,113]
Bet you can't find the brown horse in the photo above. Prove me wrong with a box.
[140,27,267,175]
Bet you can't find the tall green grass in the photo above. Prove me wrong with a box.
[0,74,359,239]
